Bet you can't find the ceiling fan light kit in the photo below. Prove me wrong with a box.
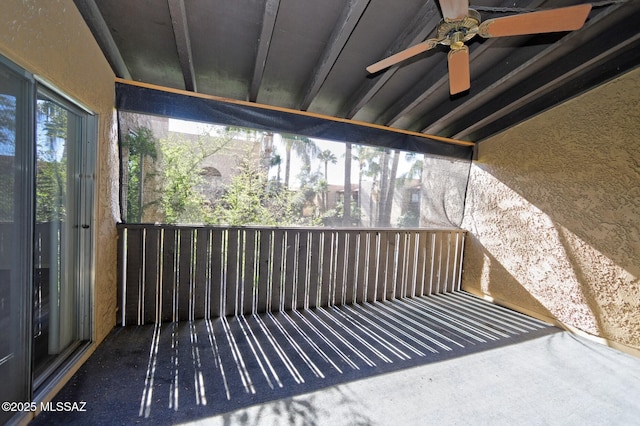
[367,1,593,95]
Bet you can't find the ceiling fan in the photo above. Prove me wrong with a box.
[366,1,592,95]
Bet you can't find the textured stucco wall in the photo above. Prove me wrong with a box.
[0,0,118,344]
[462,67,640,352]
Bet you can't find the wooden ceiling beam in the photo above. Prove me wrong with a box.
[250,0,280,102]
[168,0,197,92]
[298,0,371,111]
[73,0,131,79]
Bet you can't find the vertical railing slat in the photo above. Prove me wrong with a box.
[366,231,378,303]
[256,229,271,314]
[296,231,309,310]
[270,229,284,312]
[194,228,209,319]
[415,230,427,296]
[143,227,160,324]
[376,231,388,302]
[242,229,256,315]
[161,228,176,323]
[177,228,193,321]
[319,230,333,307]
[406,231,417,298]
[436,231,445,294]
[384,231,396,301]
[344,231,358,305]
[282,230,297,311]
[394,231,407,299]
[117,226,125,325]
[225,228,239,316]
[355,231,368,304]
[445,231,455,292]
[124,227,143,325]
[209,229,223,318]
[457,232,466,291]
[430,231,438,294]
[334,231,347,306]
[307,230,321,309]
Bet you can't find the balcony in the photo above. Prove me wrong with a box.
[29,225,640,425]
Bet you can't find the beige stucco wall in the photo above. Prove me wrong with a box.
[462,67,640,352]
[0,0,118,344]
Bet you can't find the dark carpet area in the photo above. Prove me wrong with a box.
[30,292,557,425]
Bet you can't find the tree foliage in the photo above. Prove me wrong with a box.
[158,132,232,224]
[35,100,68,223]
[212,156,319,226]
[123,127,157,222]
[0,94,16,153]
[282,133,319,188]
[122,123,425,228]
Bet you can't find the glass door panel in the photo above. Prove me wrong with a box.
[33,94,81,382]
[0,59,32,425]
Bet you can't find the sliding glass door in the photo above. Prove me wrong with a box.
[0,55,95,424]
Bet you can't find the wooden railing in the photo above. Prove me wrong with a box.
[117,224,466,326]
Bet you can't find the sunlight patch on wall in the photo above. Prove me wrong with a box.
[556,224,640,345]
[463,167,600,334]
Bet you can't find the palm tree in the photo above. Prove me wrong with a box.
[343,143,352,226]
[318,149,337,181]
[281,133,319,188]
[377,149,390,225]
[403,152,423,181]
[270,152,282,188]
[354,146,382,226]
[376,149,401,227]
[317,149,337,211]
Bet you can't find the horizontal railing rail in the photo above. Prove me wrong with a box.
[117,224,466,326]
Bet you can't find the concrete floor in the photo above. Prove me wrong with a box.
[180,331,640,426]
[30,292,640,425]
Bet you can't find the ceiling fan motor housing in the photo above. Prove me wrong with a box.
[438,9,481,50]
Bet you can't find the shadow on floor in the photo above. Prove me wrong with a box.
[31,292,558,425]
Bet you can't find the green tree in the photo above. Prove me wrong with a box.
[269,151,282,189]
[317,149,337,212]
[212,157,318,226]
[0,94,15,151]
[318,149,337,181]
[402,152,423,181]
[343,143,352,226]
[0,95,15,221]
[296,164,323,220]
[122,127,157,222]
[395,152,423,228]
[379,149,400,227]
[353,146,382,226]
[281,134,319,188]
[158,132,232,224]
[35,100,68,223]
[211,157,267,225]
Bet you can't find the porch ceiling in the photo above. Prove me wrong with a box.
[74,0,640,143]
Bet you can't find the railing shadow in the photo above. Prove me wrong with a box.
[31,292,559,425]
